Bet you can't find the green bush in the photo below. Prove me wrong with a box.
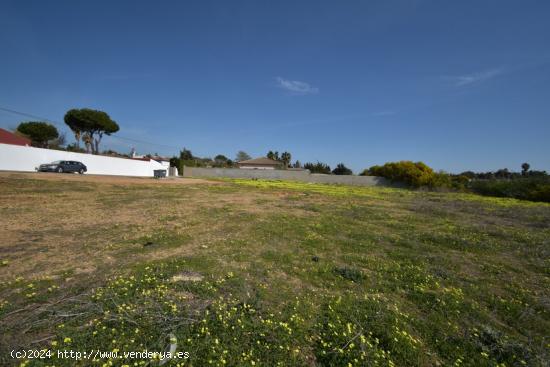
[333,266,364,282]
[365,160,549,202]
[429,172,469,190]
[368,161,436,187]
[469,178,550,203]
[364,161,473,191]
[365,161,470,190]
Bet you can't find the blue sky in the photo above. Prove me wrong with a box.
[1,0,549,173]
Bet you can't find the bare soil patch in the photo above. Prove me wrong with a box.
[0,171,218,185]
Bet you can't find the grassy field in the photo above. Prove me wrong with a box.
[0,172,549,366]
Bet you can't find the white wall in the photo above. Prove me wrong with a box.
[0,143,167,177]
[183,166,390,187]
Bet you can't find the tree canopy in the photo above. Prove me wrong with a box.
[235,151,252,162]
[213,154,234,167]
[332,163,353,175]
[267,151,279,161]
[16,121,59,147]
[267,150,292,168]
[64,108,119,154]
[280,152,291,167]
[521,163,530,175]
[304,162,331,174]
[180,148,194,161]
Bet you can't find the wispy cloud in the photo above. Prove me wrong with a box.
[448,68,505,87]
[276,77,319,95]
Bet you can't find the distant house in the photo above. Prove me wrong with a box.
[0,128,31,147]
[150,155,172,171]
[237,157,281,170]
[130,151,176,175]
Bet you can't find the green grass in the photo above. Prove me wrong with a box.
[0,177,549,366]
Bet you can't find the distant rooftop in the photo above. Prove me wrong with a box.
[0,128,31,147]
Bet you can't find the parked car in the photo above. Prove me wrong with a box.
[37,160,87,174]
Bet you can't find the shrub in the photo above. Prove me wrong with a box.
[368,161,436,187]
[469,178,550,203]
[364,161,471,190]
[333,266,364,282]
[427,172,469,190]
[427,172,451,188]
[65,143,85,153]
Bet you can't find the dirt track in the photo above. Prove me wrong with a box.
[0,171,218,185]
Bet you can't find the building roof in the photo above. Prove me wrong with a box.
[237,157,281,166]
[150,155,171,162]
[0,128,31,146]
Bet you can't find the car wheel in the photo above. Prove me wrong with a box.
[79,168,84,174]
[57,167,63,173]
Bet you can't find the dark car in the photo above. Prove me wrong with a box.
[37,160,87,174]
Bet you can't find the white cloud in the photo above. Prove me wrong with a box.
[276,77,319,95]
[449,68,504,87]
